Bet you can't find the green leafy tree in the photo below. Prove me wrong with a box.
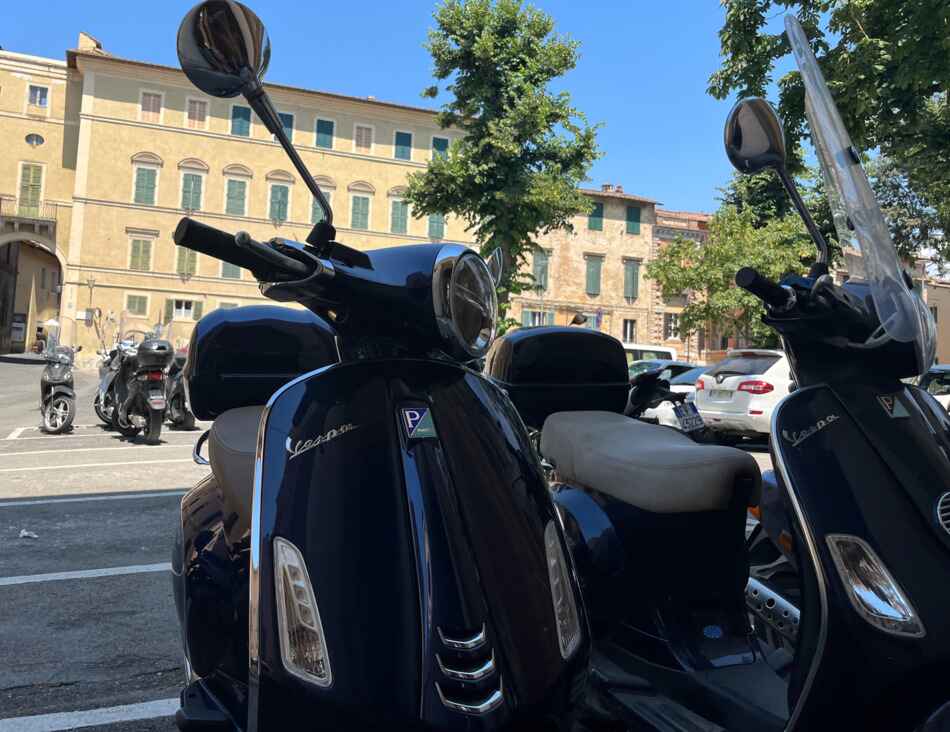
[406,0,599,323]
[709,0,950,262]
[646,206,815,346]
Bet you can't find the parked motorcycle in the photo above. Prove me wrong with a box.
[111,329,174,444]
[166,346,196,430]
[171,4,588,730]
[94,341,122,426]
[40,344,81,434]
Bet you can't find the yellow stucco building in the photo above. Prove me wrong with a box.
[0,34,469,358]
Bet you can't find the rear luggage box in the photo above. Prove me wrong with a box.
[136,339,174,369]
[483,326,630,429]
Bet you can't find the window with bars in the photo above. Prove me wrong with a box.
[390,199,409,234]
[663,312,680,341]
[126,294,148,316]
[522,310,555,327]
[19,163,42,215]
[141,92,162,123]
[28,85,48,109]
[626,205,641,235]
[129,239,152,271]
[186,99,208,129]
[275,113,294,142]
[312,190,332,224]
[623,259,640,300]
[354,124,373,153]
[622,319,637,343]
[221,262,241,280]
[394,131,412,160]
[181,173,203,211]
[428,213,445,240]
[231,105,251,136]
[533,249,550,292]
[432,136,449,160]
[176,246,198,276]
[225,178,246,216]
[588,202,604,231]
[585,255,603,296]
[269,184,289,222]
[315,119,334,149]
[133,167,157,205]
[351,195,370,230]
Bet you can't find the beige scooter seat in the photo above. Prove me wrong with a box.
[541,411,761,513]
[209,405,265,534]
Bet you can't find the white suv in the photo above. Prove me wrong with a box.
[694,349,792,439]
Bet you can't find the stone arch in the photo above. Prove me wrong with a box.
[0,231,67,350]
[130,151,163,167]
[387,185,408,197]
[178,157,210,172]
[265,169,295,183]
[223,163,253,178]
[347,180,376,195]
[313,175,336,190]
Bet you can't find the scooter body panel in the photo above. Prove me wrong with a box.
[772,383,950,729]
[209,358,586,731]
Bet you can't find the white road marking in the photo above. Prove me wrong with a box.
[0,562,172,586]
[0,697,178,731]
[0,458,194,473]
[0,444,188,458]
[0,490,187,508]
[4,427,26,440]
[6,431,200,441]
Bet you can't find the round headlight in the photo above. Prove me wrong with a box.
[433,246,498,359]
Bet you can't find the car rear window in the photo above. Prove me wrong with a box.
[707,354,780,378]
[921,371,950,396]
[671,366,706,385]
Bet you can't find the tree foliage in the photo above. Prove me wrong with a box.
[406,0,599,315]
[646,207,815,346]
[709,0,950,260]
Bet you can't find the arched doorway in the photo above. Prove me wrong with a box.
[0,233,65,354]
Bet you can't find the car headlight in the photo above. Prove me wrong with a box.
[432,246,498,359]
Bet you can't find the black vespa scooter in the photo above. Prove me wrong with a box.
[40,344,81,434]
[170,3,589,730]
[489,16,950,732]
[112,331,174,444]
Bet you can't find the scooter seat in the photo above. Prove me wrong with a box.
[541,411,761,513]
[209,405,265,535]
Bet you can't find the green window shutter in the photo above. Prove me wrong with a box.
[222,262,241,279]
[316,119,334,149]
[533,250,549,291]
[351,196,369,230]
[269,185,289,221]
[390,200,408,234]
[19,164,42,213]
[231,105,251,136]
[585,256,602,296]
[428,213,445,240]
[311,190,330,224]
[432,136,449,160]
[522,310,532,327]
[192,301,204,321]
[545,311,555,326]
[164,299,174,323]
[225,179,246,216]
[624,260,640,299]
[177,246,197,276]
[625,205,641,235]
[181,173,202,211]
[394,131,412,160]
[130,239,151,271]
[588,202,604,231]
[277,113,294,142]
[134,167,156,205]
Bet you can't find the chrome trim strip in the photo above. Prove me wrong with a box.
[438,624,487,651]
[770,386,829,732]
[437,651,495,682]
[192,430,210,466]
[436,679,504,715]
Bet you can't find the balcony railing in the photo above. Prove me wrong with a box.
[0,198,58,223]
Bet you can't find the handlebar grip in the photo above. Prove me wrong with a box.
[736,267,793,310]
[234,231,311,279]
[173,218,264,273]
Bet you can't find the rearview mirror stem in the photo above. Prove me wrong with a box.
[775,166,830,275]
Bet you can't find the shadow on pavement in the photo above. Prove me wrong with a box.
[0,354,47,366]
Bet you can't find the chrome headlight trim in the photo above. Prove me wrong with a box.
[432,244,498,359]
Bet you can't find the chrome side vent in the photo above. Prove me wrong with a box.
[435,625,503,715]
[937,493,950,536]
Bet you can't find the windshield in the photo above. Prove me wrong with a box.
[708,353,779,378]
[786,16,936,374]
[671,366,707,386]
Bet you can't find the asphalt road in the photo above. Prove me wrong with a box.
[0,356,775,731]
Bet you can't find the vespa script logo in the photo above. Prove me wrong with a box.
[781,414,839,448]
[286,423,359,460]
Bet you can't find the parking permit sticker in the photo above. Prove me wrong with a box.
[403,408,437,440]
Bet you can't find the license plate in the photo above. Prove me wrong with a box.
[674,402,705,432]
[710,389,732,401]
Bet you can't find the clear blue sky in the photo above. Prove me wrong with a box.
[2,0,744,213]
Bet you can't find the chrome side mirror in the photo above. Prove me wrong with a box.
[724,98,787,175]
[176,0,271,99]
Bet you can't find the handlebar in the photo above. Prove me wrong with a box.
[736,267,795,310]
[173,218,311,280]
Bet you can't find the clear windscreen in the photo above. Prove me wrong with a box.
[785,16,936,373]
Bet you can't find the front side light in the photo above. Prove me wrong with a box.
[273,536,332,686]
[826,533,925,638]
[544,520,581,659]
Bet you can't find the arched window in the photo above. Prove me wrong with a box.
[387,186,410,235]
[131,152,163,206]
[347,180,376,195]
[222,163,253,178]
[311,176,337,226]
[178,159,209,212]
[223,165,253,217]
[348,181,375,231]
[177,157,209,172]
[266,170,295,222]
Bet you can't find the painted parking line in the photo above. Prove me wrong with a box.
[0,444,188,458]
[0,458,194,473]
[0,697,178,731]
[0,490,187,508]
[0,562,172,587]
